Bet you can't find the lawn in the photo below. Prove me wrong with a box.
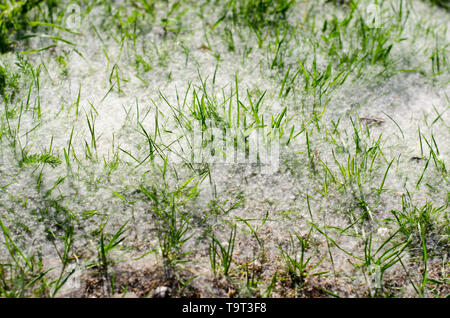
[0,0,448,298]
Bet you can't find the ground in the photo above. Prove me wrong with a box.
[0,0,449,298]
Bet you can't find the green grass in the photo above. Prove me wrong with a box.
[0,0,449,298]
[427,0,450,10]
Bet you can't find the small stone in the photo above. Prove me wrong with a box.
[153,286,171,298]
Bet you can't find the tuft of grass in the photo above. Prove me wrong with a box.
[0,218,50,297]
[391,195,448,252]
[209,224,237,278]
[19,152,62,168]
[140,182,195,274]
[278,228,327,289]
[49,227,76,297]
[0,0,44,53]
[426,0,450,10]
[86,219,130,296]
[230,0,294,30]
[0,0,448,299]
[360,230,410,297]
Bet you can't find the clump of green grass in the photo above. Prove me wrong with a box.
[0,0,44,53]
[359,231,410,297]
[0,218,49,297]
[0,65,6,96]
[139,179,197,276]
[209,224,237,278]
[86,219,130,296]
[0,0,449,299]
[278,228,327,289]
[391,194,448,253]
[48,227,76,297]
[232,0,294,28]
[19,152,62,168]
[426,0,450,10]
[0,61,21,104]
